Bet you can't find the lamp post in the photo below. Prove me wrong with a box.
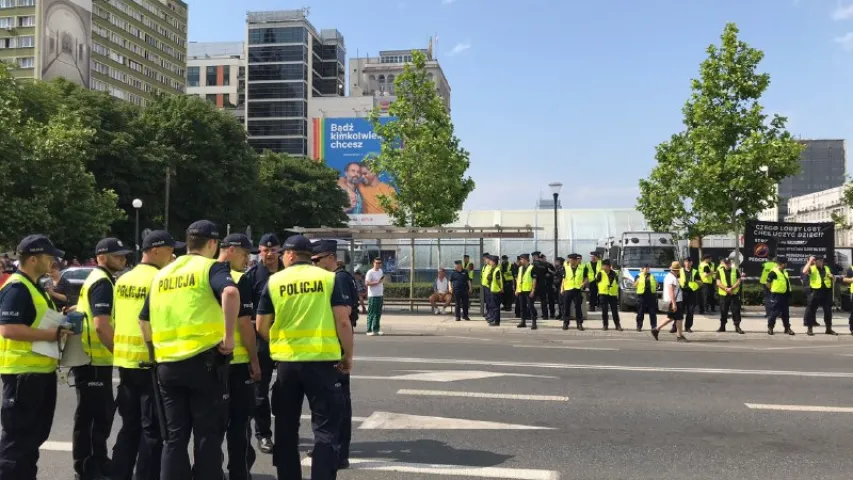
[548,182,562,259]
[132,198,143,263]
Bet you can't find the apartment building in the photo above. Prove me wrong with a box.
[187,40,245,119]
[0,0,188,107]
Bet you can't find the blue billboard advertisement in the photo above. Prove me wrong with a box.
[312,117,396,216]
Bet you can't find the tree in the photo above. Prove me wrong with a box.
[0,65,124,256]
[256,153,349,234]
[367,49,474,227]
[638,23,803,262]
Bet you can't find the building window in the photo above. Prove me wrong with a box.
[205,94,216,103]
[387,74,395,94]
[248,26,306,45]
[17,15,34,27]
[17,56,33,68]
[0,17,12,28]
[378,74,385,92]
[16,35,33,48]
[0,0,14,8]
[247,119,306,136]
[247,100,306,118]
[248,63,306,81]
[222,65,230,86]
[247,81,306,100]
[206,66,216,86]
[16,0,35,6]
[247,45,306,63]
[187,66,199,87]
[0,37,12,49]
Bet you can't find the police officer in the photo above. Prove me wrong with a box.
[0,235,73,480]
[449,260,471,321]
[485,255,503,326]
[540,254,557,319]
[634,265,658,332]
[759,258,778,318]
[480,252,494,322]
[561,254,587,330]
[513,256,523,319]
[243,233,283,454]
[75,237,132,480]
[698,254,715,314]
[596,259,621,330]
[138,220,239,479]
[553,257,565,320]
[716,258,745,334]
[765,256,795,336]
[218,233,262,480]
[462,254,474,282]
[111,231,182,480]
[311,240,359,469]
[586,252,602,312]
[515,254,537,330]
[802,255,836,336]
[256,235,354,480]
[678,258,700,333]
[842,264,853,334]
[500,255,514,311]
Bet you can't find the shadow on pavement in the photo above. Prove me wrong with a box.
[345,439,513,466]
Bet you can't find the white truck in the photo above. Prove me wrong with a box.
[600,231,680,311]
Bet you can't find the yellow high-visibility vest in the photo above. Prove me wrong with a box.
[717,267,740,296]
[0,273,57,374]
[488,266,503,293]
[78,268,115,366]
[679,268,700,291]
[562,265,586,291]
[266,264,341,362]
[516,265,534,292]
[769,268,790,294]
[149,255,224,363]
[113,264,158,369]
[808,265,832,290]
[636,273,657,295]
[596,270,619,296]
[760,261,777,284]
[230,269,249,365]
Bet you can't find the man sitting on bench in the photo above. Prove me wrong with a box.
[429,268,453,314]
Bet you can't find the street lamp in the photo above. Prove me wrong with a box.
[132,198,143,262]
[548,182,563,259]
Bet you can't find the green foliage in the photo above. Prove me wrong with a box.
[256,152,349,233]
[367,49,474,227]
[0,64,123,254]
[638,23,803,245]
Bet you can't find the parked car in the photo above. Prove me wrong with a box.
[39,266,95,307]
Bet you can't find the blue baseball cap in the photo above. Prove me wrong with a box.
[17,235,64,258]
[142,230,185,251]
[221,233,258,253]
[258,233,280,248]
[311,240,338,259]
[96,237,133,256]
[186,220,221,240]
[283,235,313,252]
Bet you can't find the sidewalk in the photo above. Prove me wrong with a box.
[371,306,853,342]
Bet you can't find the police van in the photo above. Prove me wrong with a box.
[601,232,680,311]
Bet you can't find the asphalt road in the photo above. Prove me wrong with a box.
[36,326,853,479]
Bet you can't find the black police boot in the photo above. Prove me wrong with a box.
[651,329,659,341]
[577,323,585,331]
[259,437,274,454]
[807,326,814,336]
[603,324,609,331]
[516,322,527,328]
[735,324,744,335]
[785,328,795,336]
[716,324,726,333]
[768,327,774,335]
[531,321,538,330]
[615,323,623,332]
[562,321,569,330]
[826,328,837,336]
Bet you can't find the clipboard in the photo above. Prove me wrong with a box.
[30,309,91,367]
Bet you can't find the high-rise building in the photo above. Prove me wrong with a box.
[349,44,451,111]
[0,0,188,107]
[187,41,245,120]
[772,139,847,221]
[245,9,345,156]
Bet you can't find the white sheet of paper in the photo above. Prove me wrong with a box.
[31,309,65,360]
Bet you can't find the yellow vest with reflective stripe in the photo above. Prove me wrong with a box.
[481,264,493,287]
[516,265,533,292]
[699,261,714,284]
[586,262,601,281]
[760,261,777,284]
[230,270,249,364]
[488,266,502,293]
[113,264,158,369]
[596,270,618,296]
[808,265,832,290]
[149,255,223,363]
[717,267,740,296]
[463,261,473,280]
[636,273,657,295]
[502,263,513,282]
[769,268,790,294]
[266,264,341,362]
[680,269,700,291]
[78,268,115,366]
[0,273,58,374]
[562,265,585,291]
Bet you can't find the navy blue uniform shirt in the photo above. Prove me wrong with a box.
[449,270,469,293]
[0,272,53,327]
[256,262,350,321]
[139,258,235,321]
[244,259,284,319]
[87,267,116,317]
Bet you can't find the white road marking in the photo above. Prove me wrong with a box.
[41,441,72,451]
[352,370,557,382]
[357,356,853,379]
[443,335,494,342]
[358,411,555,430]
[745,403,853,413]
[396,389,568,402]
[300,414,367,422]
[760,344,853,351]
[301,457,560,479]
[513,345,619,351]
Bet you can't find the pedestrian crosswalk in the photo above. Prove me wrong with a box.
[301,457,560,480]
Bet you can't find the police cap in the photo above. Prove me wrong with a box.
[143,230,185,251]
[814,255,824,260]
[556,256,565,262]
[590,251,600,258]
[221,233,257,253]
[311,240,338,259]
[186,220,221,240]
[531,251,541,257]
[776,256,788,264]
[482,252,491,258]
[489,255,499,262]
[519,253,530,260]
[454,260,462,265]
[96,237,133,256]
[501,255,508,260]
[17,234,64,258]
[259,233,281,248]
[602,259,611,266]
[283,235,313,252]
[568,253,581,260]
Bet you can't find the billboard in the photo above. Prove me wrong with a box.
[742,220,835,276]
[39,0,92,87]
[312,117,397,221]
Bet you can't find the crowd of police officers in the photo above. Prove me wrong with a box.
[3,223,853,480]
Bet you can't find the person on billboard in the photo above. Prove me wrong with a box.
[337,162,363,214]
[358,164,395,215]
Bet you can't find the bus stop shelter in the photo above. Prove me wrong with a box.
[288,226,539,315]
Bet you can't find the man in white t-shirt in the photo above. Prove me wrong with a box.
[364,258,385,336]
[429,268,452,314]
[653,261,687,341]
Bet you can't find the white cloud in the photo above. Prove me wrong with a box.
[832,3,853,20]
[447,42,471,56]
[442,0,457,4]
[835,31,853,49]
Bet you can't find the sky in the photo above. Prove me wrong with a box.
[187,0,853,211]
